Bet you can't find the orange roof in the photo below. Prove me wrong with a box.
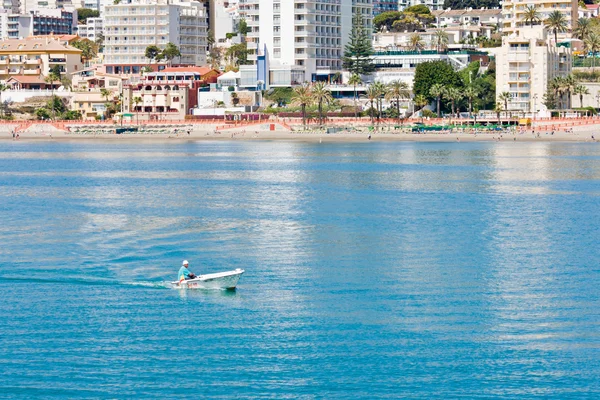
[6,75,59,84]
[161,66,219,75]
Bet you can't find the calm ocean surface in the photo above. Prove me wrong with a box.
[0,140,598,399]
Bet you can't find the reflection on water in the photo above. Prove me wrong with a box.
[0,141,598,398]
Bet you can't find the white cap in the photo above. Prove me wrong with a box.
[182,260,189,266]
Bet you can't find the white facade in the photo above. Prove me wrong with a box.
[76,17,103,42]
[495,27,571,114]
[502,0,578,41]
[239,0,373,81]
[0,9,8,40]
[21,0,74,13]
[104,0,208,72]
[398,0,444,12]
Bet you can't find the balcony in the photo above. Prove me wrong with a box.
[24,69,41,75]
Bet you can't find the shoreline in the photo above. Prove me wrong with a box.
[1,130,598,143]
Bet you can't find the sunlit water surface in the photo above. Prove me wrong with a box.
[0,141,599,399]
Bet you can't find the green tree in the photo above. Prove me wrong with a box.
[574,18,591,40]
[372,81,387,122]
[522,5,541,27]
[161,42,181,66]
[363,85,379,124]
[432,29,449,52]
[342,11,374,76]
[573,84,590,108]
[100,88,113,119]
[408,33,425,52]
[311,82,333,126]
[71,39,98,64]
[443,0,499,9]
[348,73,362,119]
[385,80,411,124]
[545,11,568,45]
[463,86,478,118]
[493,101,503,123]
[133,96,142,125]
[0,83,8,117]
[414,61,462,106]
[76,8,99,23]
[444,86,463,118]
[144,45,161,64]
[291,83,313,129]
[498,91,512,117]
[414,94,429,121]
[373,11,403,32]
[225,42,249,66]
[584,32,600,70]
[429,83,445,118]
[45,68,62,120]
[238,19,250,35]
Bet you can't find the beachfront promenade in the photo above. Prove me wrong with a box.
[1,116,599,142]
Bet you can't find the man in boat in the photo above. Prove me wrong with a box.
[178,260,196,283]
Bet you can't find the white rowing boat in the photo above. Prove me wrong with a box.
[171,268,245,290]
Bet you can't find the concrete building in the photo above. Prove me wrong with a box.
[21,0,74,13]
[76,17,103,42]
[0,36,82,82]
[5,8,76,39]
[373,0,397,16]
[104,0,208,75]
[239,0,373,85]
[501,0,578,41]
[398,0,444,12]
[122,66,220,121]
[494,27,571,115]
[432,8,502,29]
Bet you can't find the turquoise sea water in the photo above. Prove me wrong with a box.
[0,141,599,399]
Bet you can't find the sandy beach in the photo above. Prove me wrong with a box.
[1,122,599,142]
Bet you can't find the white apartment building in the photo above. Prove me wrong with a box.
[104,0,208,75]
[495,27,571,115]
[76,17,103,42]
[398,0,444,12]
[212,0,240,45]
[239,0,373,84]
[502,0,578,40]
[20,0,74,13]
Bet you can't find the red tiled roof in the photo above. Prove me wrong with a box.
[161,66,218,75]
[586,4,599,9]
[6,75,58,84]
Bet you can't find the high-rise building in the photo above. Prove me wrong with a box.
[501,0,577,40]
[495,26,571,115]
[103,0,208,75]
[373,0,397,16]
[239,0,373,84]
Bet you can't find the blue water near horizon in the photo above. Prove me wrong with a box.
[0,140,599,398]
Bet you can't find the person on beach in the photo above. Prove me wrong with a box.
[178,260,196,283]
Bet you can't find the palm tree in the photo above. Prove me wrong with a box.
[408,33,425,52]
[494,101,504,123]
[550,76,566,109]
[372,81,387,123]
[432,29,449,53]
[574,18,591,40]
[498,91,512,117]
[133,96,142,125]
[311,81,333,126]
[561,74,576,109]
[291,83,313,129]
[522,5,541,28]
[100,88,113,120]
[584,32,600,70]
[444,87,463,119]
[429,83,445,118]
[414,94,429,122]
[348,73,362,119]
[385,80,410,125]
[573,84,590,109]
[463,86,479,119]
[363,85,379,124]
[545,11,568,45]
[0,83,8,117]
[44,70,61,121]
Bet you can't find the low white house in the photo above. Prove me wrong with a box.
[217,71,240,89]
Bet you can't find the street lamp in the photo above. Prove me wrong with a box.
[533,94,538,121]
